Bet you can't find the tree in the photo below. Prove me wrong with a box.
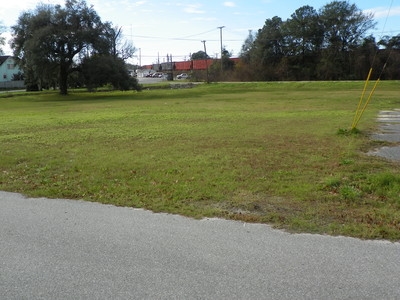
[191,51,209,60]
[104,24,135,60]
[378,34,400,79]
[11,0,109,94]
[209,47,235,81]
[319,1,375,52]
[240,30,255,63]
[317,1,376,79]
[258,16,286,62]
[284,5,323,79]
[221,48,235,71]
[249,16,286,80]
[0,21,5,55]
[81,54,140,91]
[379,34,400,50]
[239,1,379,81]
[353,35,379,79]
[285,6,323,58]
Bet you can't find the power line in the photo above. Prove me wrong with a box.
[178,28,219,39]
[123,25,245,42]
[125,34,243,42]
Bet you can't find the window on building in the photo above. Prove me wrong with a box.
[3,74,7,79]
[7,64,15,69]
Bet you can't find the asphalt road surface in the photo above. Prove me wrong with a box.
[1,191,399,300]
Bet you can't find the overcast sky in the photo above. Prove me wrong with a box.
[1,0,400,65]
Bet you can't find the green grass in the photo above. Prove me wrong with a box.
[1,81,400,240]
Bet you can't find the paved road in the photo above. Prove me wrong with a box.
[1,191,399,300]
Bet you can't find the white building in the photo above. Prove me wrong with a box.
[0,56,24,89]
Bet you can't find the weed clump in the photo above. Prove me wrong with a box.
[337,127,361,135]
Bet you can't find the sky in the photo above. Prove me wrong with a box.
[1,0,400,65]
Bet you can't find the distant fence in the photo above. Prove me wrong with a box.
[0,81,25,89]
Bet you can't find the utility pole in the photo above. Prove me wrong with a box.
[218,26,225,71]
[201,40,209,83]
[168,54,173,81]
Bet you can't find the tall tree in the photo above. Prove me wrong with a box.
[0,21,5,55]
[285,6,323,57]
[240,30,255,63]
[318,1,376,79]
[11,0,108,94]
[319,1,375,52]
[284,5,323,79]
[259,16,286,62]
[251,16,286,80]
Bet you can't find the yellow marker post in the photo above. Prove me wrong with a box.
[351,68,373,130]
[352,78,380,130]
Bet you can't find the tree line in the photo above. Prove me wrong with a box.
[237,1,400,81]
[2,0,400,94]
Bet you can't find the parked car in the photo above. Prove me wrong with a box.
[177,73,189,79]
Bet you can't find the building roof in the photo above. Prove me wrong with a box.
[0,56,11,66]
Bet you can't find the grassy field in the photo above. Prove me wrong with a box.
[1,81,400,240]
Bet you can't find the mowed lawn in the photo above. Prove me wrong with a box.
[1,81,400,240]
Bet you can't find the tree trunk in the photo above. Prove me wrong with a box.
[59,62,68,95]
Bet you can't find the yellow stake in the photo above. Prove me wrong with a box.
[353,78,380,129]
[351,68,373,129]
